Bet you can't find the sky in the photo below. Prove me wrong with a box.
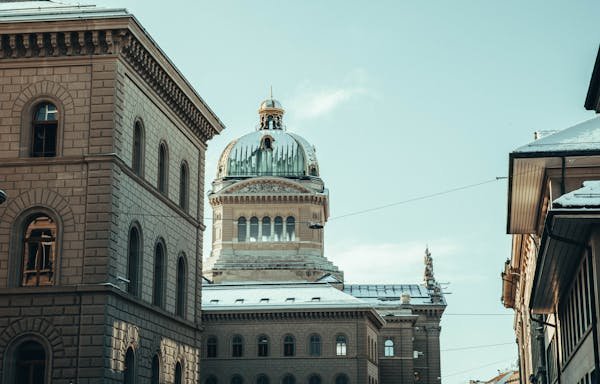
[84,0,600,382]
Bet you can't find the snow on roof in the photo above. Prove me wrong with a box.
[514,116,600,154]
[202,282,370,311]
[344,284,443,306]
[553,180,600,208]
[0,1,128,22]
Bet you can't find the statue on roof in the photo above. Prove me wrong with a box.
[424,247,435,287]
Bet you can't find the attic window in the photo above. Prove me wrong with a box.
[285,298,295,303]
[235,299,244,304]
[311,297,321,302]
[209,299,219,304]
[260,298,269,303]
[261,136,273,150]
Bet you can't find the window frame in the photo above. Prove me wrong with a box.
[30,102,59,158]
[237,217,247,242]
[309,334,321,357]
[335,335,347,356]
[132,119,145,177]
[152,239,166,308]
[127,222,143,297]
[158,141,169,195]
[384,339,394,357]
[232,335,244,358]
[175,253,187,317]
[179,160,189,212]
[283,335,295,357]
[207,336,218,358]
[257,335,269,357]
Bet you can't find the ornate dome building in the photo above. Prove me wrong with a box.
[204,98,342,282]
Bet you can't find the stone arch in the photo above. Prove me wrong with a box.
[0,317,65,362]
[12,80,75,117]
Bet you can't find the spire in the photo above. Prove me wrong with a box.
[258,93,285,130]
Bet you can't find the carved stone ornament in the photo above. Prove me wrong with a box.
[227,182,307,194]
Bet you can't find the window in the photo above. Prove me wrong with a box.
[179,161,189,211]
[132,120,144,176]
[127,224,142,296]
[283,335,295,357]
[150,355,160,384]
[256,375,269,384]
[309,334,321,356]
[124,347,135,384]
[158,142,168,194]
[205,376,218,384]
[31,102,58,157]
[335,374,349,384]
[249,217,259,242]
[176,254,187,317]
[384,339,394,357]
[238,217,247,242]
[285,216,295,241]
[257,335,269,357]
[22,214,56,287]
[153,240,166,307]
[261,217,271,241]
[13,340,46,384]
[207,337,217,358]
[336,335,347,356]
[261,136,273,150]
[232,335,243,357]
[274,216,283,241]
[174,361,183,384]
[308,375,321,384]
[282,375,295,384]
[231,375,243,384]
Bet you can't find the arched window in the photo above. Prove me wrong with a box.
[256,374,269,384]
[231,375,244,384]
[308,375,321,384]
[384,339,394,357]
[31,102,58,157]
[232,335,243,357]
[150,354,160,384]
[207,336,217,358]
[282,374,295,384]
[261,136,273,150]
[153,240,166,308]
[174,361,183,384]
[249,217,259,242]
[336,335,347,356]
[274,216,283,241]
[335,374,349,384]
[179,161,189,211]
[257,335,269,357]
[124,347,135,384]
[309,334,321,356]
[127,224,142,296]
[238,217,247,242]
[285,216,295,241]
[205,376,218,384]
[22,214,57,287]
[283,335,295,357]
[13,340,47,384]
[261,217,271,241]
[176,254,187,317]
[158,142,168,195]
[132,120,144,176]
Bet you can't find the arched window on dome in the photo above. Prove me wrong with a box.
[285,217,295,241]
[274,217,283,241]
[249,217,259,242]
[261,136,273,150]
[237,217,247,242]
[384,339,394,357]
[261,217,271,241]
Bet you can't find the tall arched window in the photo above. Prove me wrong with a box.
[308,375,321,384]
[132,120,144,176]
[335,374,349,384]
[285,216,295,241]
[150,354,160,384]
[384,339,394,357]
[127,225,142,296]
[207,336,218,358]
[124,347,135,384]
[205,376,218,384]
[274,216,283,241]
[179,161,189,211]
[257,335,269,357]
[31,102,58,157]
[336,335,347,356]
[232,335,243,357]
[176,254,187,317]
[282,375,295,384]
[309,334,321,356]
[153,240,166,308]
[261,217,271,241]
[283,335,295,357]
[249,217,259,242]
[256,374,269,384]
[22,214,57,287]
[174,361,183,384]
[158,142,169,195]
[13,340,47,384]
[238,217,247,242]
[231,375,243,384]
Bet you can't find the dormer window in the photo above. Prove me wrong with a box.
[235,298,244,304]
[261,136,273,150]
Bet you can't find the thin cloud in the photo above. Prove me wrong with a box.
[289,87,366,119]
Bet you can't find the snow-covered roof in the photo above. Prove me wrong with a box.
[202,282,370,311]
[344,284,444,306]
[0,1,128,22]
[553,180,600,208]
[514,116,600,154]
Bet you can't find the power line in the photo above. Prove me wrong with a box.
[442,358,515,379]
[444,313,513,316]
[441,342,515,352]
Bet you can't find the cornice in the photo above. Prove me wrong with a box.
[210,193,328,206]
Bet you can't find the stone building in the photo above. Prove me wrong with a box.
[0,1,223,383]
[201,99,445,384]
[501,49,600,384]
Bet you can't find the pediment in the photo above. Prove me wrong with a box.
[222,178,312,194]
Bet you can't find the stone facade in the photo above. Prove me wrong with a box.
[0,3,222,384]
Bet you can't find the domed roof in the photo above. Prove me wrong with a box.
[217,99,319,179]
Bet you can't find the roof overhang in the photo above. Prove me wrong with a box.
[530,209,600,313]
[585,44,600,111]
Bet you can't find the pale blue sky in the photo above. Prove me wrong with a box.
[90,0,600,381]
